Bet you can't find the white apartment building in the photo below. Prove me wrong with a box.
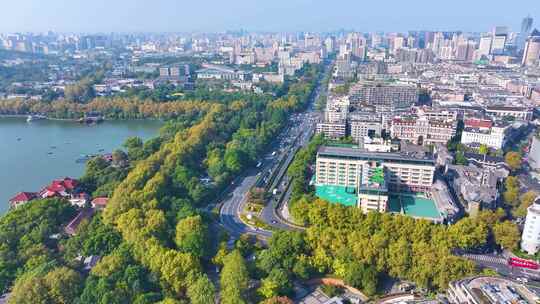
[316,146,435,194]
[485,106,533,121]
[460,119,508,149]
[316,121,347,139]
[350,120,383,143]
[522,199,540,255]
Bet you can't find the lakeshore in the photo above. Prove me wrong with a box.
[0,117,162,213]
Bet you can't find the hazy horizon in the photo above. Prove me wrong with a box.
[0,0,539,33]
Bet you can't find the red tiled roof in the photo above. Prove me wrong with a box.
[62,178,78,190]
[41,178,79,197]
[91,197,109,207]
[9,192,37,203]
[464,118,492,129]
[65,209,95,236]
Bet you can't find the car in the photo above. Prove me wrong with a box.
[272,220,277,224]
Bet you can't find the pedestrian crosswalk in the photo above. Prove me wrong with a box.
[463,254,507,265]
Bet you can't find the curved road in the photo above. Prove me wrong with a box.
[219,61,331,241]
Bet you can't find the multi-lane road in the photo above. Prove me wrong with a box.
[219,63,329,241]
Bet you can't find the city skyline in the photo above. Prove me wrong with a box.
[1,0,539,33]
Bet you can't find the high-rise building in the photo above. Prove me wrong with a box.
[491,26,508,55]
[324,36,335,53]
[455,41,475,62]
[522,29,540,66]
[518,16,534,52]
[477,36,492,58]
[521,198,540,254]
[393,36,405,54]
[431,32,444,54]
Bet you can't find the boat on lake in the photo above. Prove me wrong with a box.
[27,115,47,122]
[76,154,98,163]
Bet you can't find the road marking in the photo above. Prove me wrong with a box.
[463,254,507,265]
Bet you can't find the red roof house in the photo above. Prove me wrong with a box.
[40,177,79,198]
[9,192,38,208]
[64,208,95,236]
[91,197,109,210]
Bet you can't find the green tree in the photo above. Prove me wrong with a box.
[175,215,208,258]
[504,176,520,206]
[187,274,215,304]
[514,191,538,218]
[220,250,249,304]
[9,267,83,304]
[258,268,292,299]
[446,217,488,250]
[493,221,521,251]
[8,275,49,304]
[505,151,522,171]
[260,296,294,304]
[123,136,144,160]
[478,144,489,156]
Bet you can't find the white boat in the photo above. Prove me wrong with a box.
[26,115,46,122]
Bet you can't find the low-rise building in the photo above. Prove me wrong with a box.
[485,105,533,121]
[391,115,457,146]
[316,121,347,139]
[196,65,248,81]
[8,192,38,208]
[448,276,539,304]
[445,164,508,213]
[350,119,383,143]
[91,197,109,210]
[460,118,508,149]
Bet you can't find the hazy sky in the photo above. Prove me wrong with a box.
[1,0,539,33]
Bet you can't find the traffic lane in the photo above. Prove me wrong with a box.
[465,257,538,279]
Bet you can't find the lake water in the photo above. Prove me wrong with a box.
[0,118,162,213]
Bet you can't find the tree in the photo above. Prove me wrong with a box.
[455,151,467,165]
[9,267,83,304]
[514,191,538,218]
[479,144,489,156]
[64,77,96,103]
[187,274,215,304]
[342,261,378,295]
[112,149,128,167]
[479,144,489,161]
[123,136,144,160]
[504,176,520,206]
[258,268,292,299]
[175,215,208,258]
[493,221,521,251]
[260,296,294,304]
[220,250,249,304]
[8,275,49,304]
[505,151,522,171]
[447,217,488,250]
[44,267,83,304]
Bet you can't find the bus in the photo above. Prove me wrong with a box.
[508,257,540,270]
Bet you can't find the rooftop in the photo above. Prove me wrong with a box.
[317,146,434,165]
[315,185,357,207]
[388,193,441,220]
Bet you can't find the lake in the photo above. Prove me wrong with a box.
[0,118,163,213]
